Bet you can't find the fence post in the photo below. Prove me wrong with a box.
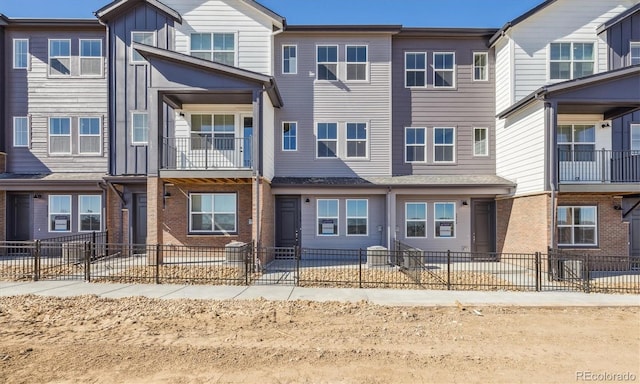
[358,248,363,289]
[583,254,590,293]
[84,241,91,282]
[535,252,541,292]
[295,246,300,287]
[34,240,41,282]
[155,244,161,284]
[446,250,451,290]
[91,231,97,259]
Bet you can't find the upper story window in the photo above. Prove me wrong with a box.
[549,42,594,80]
[131,31,155,63]
[80,39,102,76]
[346,45,368,81]
[49,117,71,154]
[346,123,367,158]
[191,33,236,66]
[434,127,455,163]
[557,125,595,161]
[282,122,297,151]
[79,195,102,232]
[190,114,236,151]
[473,127,488,156]
[433,52,455,88]
[631,42,640,66]
[79,117,101,154]
[131,112,149,145]
[405,127,426,163]
[317,45,338,81]
[316,123,337,158]
[282,45,297,74]
[13,117,29,147]
[405,52,426,87]
[49,39,71,76]
[631,124,640,151]
[557,206,597,246]
[13,39,29,69]
[473,52,488,81]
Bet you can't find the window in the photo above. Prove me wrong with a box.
[317,45,338,80]
[131,32,155,63]
[631,124,640,151]
[189,193,237,233]
[317,199,338,236]
[49,195,71,232]
[433,52,455,88]
[282,45,297,74]
[79,117,101,154]
[346,199,368,236]
[549,42,594,80]
[132,113,148,145]
[282,122,297,151]
[434,127,455,163]
[190,114,235,150]
[13,117,29,147]
[317,123,337,158]
[190,33,235,66]
[557,125,595,161]
[406,203,426,238]
[631,42,640,66]
[49,117,71,154]
[405,127,426,163]
[80,39,102,76]
[346,45,367,81]
[473,127,488,156]
[49,39,71,76]
[434,202,455,238]
[13,39,28,69]
[473,52,488,81]
[405,52,426,87]
[346,123,367,158]
[557,206,597,246]
[79,195,102,232]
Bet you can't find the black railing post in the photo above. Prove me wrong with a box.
[358,248,363,289]
[295,246,300,286]
[91,231,97,259]
[535,252,541,292]
[84,241,91,282]
[584,254,590,293]
[34,240,41,282]
[155,244,161,284]
[447,250,451,290]
[600,149,606,183]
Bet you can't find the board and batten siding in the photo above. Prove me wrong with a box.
[107,4,175,176]
[5,28,108,174]
[605,9,640,70]
[392,37,496,176]
[171,0,275,75]
[496,102,546,195]
[273,33,393,178]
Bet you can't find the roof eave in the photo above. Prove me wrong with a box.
[596,3,640,34]
[95,0,182,24]
[239,0,285,29]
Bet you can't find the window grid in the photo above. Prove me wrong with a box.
[405,127,426,163]
[405,52,426,87]
[190,33,236,66]
[79,117,101,154]
[49,39,71,76]
[317,199,339,236]
[405,202,427,238]
[49,195,71,232]
[473,127,488,156]
[549,42,594,80]
[79,39,102,76]
[13,117,29,147]
[346,123,367,158]
[189,193,237,233]
[282,45,297,74]
[282,122,297,151]
[13,39,29,69]
[433,52,455,88]
[631,42,640,66]
[557,124,595,162]
[131,113,149,145]
[317,45,338,81]
[434,202,456,238]
[131,31,155,63]
[49,117,71,154]
[316,123,338,158]
[79,195,102,232]
[346,199,368,236]
[557,206,598,246]
[631,124,640,151]
[433,127,455,163]
[473,52,488,81]
[345,45,368,81]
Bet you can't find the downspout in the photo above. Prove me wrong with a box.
[544,100,558,249]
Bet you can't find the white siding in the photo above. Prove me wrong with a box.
[496,102,546,195]
[170,0,275,75]
[495,37,512,113]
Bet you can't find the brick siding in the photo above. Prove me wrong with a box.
[497,193,550,254]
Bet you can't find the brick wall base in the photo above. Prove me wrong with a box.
[254,178,275,249]
[497,193,550,254]
[0,153,6,174]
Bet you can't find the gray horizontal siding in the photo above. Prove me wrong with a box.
[606,11,640,70]
[33,192,105,240]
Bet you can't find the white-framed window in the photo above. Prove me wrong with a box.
[282,45,297,74]
[473,52,488,81]
[406,202,427,238]
[49,39,71,76]
[631,124,640,151]
[131,112,148,145]
[79,117,101,154]
[131,31,155,63]
[317,199,338,236]
[346,199,368,236]
[405,52,426,87]
[49,117,71,154]
[317,45,338,81]
[79,195,102,232]
[557,124,595,161]
[316,122,337,158]
[282,122,297,151]
[13,39,29,69]
[346,123,367,158]
[49,195,71,232]
[189,193,237,233]
[405,127,426,163]
[473,127,488,156]
[13,117,29,147]
[346,45,368,81]
[190,114,235,151]
[434,202,455,238]
[190,33,236,66]
[433,52,455,88]
[549,42,594,80]
[434,127,455,163]
[557,206,597,246]
[631,42,640,66]
[79,39,102,76]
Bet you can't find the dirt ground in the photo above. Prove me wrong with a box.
[0,295,638,384]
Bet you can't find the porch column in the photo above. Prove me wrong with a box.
[386,188,396,249]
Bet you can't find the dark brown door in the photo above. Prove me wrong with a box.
[275,196,300,247]
[631,203,640,270]
[133,194,147,246]
[7,194,31,241]
[472,200,496,254]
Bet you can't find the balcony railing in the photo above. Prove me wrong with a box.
[558,149,640,183]
[162,137,252,170]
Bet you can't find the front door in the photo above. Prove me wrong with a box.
[472,200,496,254]
[7,194,31,241]
[275,196,300,247]
[631,201,640,270]
[133,194,147,247]
[242,116,253,168]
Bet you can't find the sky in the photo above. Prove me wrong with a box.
[0,0,545,28]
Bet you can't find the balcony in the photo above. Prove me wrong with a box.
[558,149,640,191]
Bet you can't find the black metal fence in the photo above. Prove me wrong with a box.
[1,238,638,294]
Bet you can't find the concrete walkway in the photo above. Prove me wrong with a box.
[1,280,639,307]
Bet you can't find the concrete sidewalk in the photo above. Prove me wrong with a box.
[1,280,639,307]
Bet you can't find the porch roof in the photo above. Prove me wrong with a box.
[0,173,107,191]
[271,175,516,188]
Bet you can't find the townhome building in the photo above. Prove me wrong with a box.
[0,16,108,242]
[492,0,640,264]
